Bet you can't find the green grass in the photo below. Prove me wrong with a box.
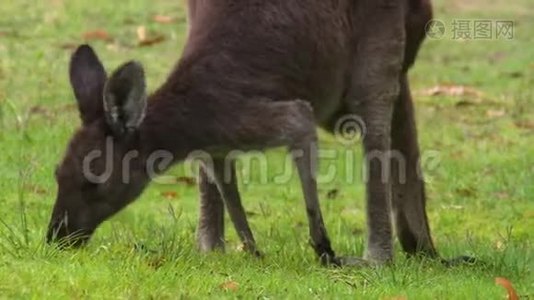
[1,0,533,298]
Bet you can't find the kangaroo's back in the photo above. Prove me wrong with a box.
[178,0,432,122]
[176,0,356,121]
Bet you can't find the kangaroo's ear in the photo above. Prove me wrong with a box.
[103,61,147,137]
[69,45,107,125]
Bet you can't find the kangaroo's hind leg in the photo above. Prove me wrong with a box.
[390,74,437,257]
[344,0,407,264]
[197,165,226,252]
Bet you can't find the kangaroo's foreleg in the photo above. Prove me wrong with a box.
[208,159,261,257]
[208,99,341,265]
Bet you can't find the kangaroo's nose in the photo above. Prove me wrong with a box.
[46,218,91,248]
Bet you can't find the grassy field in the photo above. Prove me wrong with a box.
[0,0,533,298]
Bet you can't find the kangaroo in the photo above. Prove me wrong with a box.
[47,0,468,266]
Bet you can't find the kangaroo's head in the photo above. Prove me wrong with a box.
[47,45,150,247]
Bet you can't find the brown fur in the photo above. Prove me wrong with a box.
[48,0,464,265]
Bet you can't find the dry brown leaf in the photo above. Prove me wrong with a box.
[494,240,506,251]
[176,176,196,186]
[494,191,510,200]
[236,244,246,252]
[29,105,50,116]
[515,120,534,130]
[24,184,48,195]
[138,35,166,47]
[147,256,166,270]
[83,29,112,42]
[489,51,508,64]
[161,191,178,200]
[451,150,465,159]
[495,277,519,300]
[136,26,147,41]
[60,103,77,112]
[441,204,464,210]
[59,43,78,50]
[219,280,239,292]
[486,109,506,118]
[153,15,175,24]
[455,187,476,198]
[136,26,166,47]
[419,85,485,99]
[106,43,123,52]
